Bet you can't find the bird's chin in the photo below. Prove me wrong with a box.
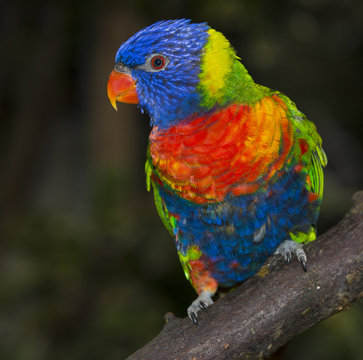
[107,69,139,110]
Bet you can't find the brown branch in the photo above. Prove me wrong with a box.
[128,191,363,360]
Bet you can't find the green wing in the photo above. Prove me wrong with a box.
[145,146,176,237]
[278,93,328,199]
[276,93,327,244]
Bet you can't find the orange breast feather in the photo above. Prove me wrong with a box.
[149,95,293,204]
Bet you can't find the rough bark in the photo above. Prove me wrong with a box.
[128,191,363,360]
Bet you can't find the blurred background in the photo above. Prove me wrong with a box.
[0,0,362,359]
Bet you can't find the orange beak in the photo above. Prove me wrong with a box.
[107,69,138,110]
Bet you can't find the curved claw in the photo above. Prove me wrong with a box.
[199,301,208,310]
[299,257,308,272]
[187,290,214,325]
[188,311,199,326]
[275,240,308,273]
[296,247,308,272]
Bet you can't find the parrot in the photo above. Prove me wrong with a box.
[107,19,327,324]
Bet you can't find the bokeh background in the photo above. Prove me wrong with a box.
[1,0,362,359]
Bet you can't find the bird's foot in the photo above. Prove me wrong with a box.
[274,240,307,272]
[187,290,214,326]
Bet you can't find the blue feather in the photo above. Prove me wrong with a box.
[156,166,320,287]
[115,19,210,128]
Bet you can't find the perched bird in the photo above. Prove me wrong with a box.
[107,19,327,324]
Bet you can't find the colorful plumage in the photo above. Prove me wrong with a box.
[107,19,327,323]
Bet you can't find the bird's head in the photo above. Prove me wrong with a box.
[107,19,247,128]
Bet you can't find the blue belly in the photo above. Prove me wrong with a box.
[157,168,321,287]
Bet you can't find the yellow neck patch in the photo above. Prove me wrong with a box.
[198,29,237,107]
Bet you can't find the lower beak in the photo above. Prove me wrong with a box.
[107,69,139,110]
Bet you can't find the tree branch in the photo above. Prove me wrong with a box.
[128,191,363,360]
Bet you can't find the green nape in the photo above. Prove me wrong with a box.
[197,28,268,109]
[224,61,269,105]
[200,59,269,109]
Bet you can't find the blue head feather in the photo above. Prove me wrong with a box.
[115,19,210,128]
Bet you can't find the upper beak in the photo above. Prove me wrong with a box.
[107,68,139,110]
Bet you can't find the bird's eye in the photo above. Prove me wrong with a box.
[150,55,166,70]
[136,54,169,72]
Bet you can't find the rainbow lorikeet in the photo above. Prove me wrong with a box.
[107,19,327,324]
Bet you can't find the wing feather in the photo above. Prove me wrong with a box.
[276,93,327,199]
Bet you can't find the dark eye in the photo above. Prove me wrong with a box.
[137,54,169,72]
[151,55,166,70]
